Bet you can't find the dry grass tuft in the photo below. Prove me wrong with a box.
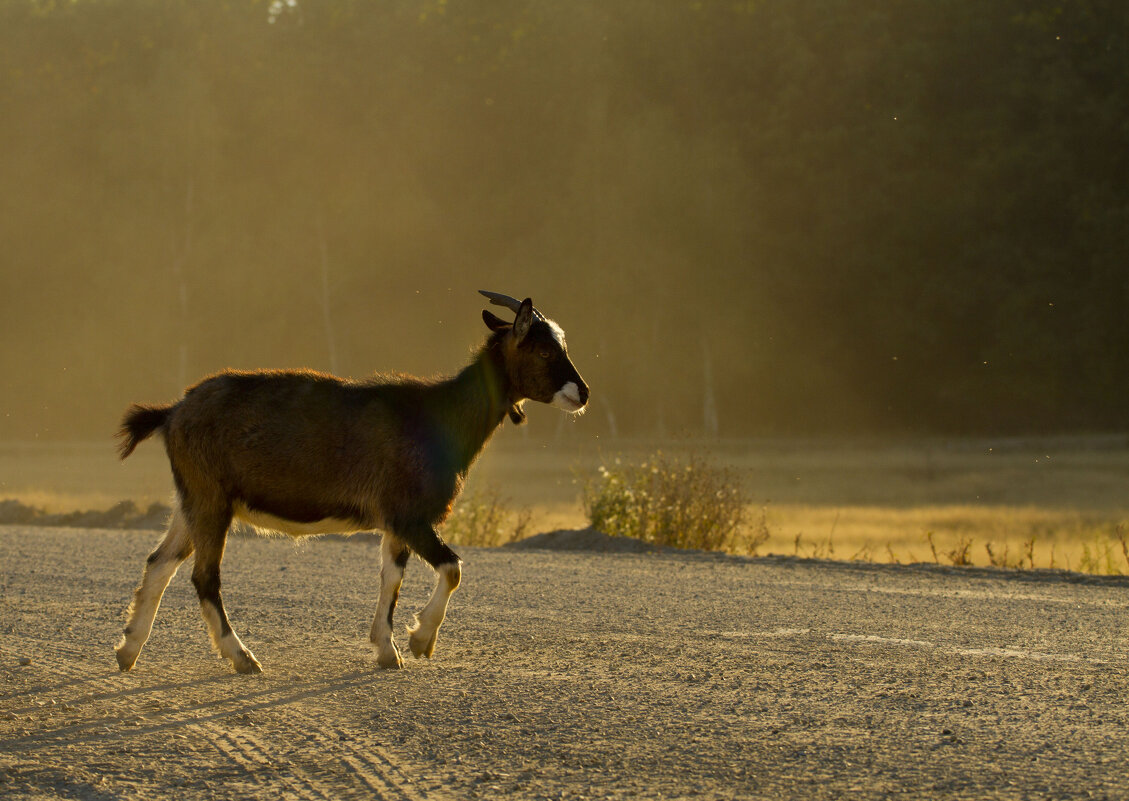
[746,505,771,556]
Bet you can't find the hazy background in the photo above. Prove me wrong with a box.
[2,0,1127,444]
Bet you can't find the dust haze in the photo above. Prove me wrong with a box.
[3,8,1129,797]
[1,1,1126,442]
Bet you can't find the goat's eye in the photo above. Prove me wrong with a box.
[540,351,552,359]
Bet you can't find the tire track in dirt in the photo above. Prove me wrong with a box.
[2,671,370,751]
[291,718,435,801]
[190,673,440,801]
[193,723,337,801]
[5,647,441,801]
[700,626,1128,665]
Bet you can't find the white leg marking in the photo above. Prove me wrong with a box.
[408,561,461,659]
[115,506,191,671]
[370,535,407,669]
[200,603,261,674]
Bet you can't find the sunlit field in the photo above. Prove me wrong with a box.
[755,505,1128,574]
[3,437,1128,574]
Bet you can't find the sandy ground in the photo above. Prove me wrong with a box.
[2,526,1129,800]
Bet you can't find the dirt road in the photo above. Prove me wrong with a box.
[2,526,1128,800]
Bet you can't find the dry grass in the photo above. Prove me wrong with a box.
[749,505,1129,574]
[5,438,1129,574]
[2,489,150,515]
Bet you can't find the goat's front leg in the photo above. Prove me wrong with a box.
[370,534,410,668]
[408,559,461,658]
[405,530,462,660]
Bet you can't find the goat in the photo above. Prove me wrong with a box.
[114,291,588,673]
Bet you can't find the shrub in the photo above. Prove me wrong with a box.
[582,450,746,551]
[443,485,530,547]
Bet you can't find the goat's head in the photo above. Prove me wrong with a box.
[480,290,589,424]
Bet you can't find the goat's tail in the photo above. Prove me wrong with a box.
[117,403,174,460]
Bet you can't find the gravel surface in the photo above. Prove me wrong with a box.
[2,525,1128,800]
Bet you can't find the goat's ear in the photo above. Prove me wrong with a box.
[508,402,527,425]
[483,310,511,332]
[513,298,535,342]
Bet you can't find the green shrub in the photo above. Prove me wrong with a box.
[582,450,746,551]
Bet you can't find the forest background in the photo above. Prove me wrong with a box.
[1,0,1126,443]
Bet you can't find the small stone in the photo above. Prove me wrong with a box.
[17,657,31,666]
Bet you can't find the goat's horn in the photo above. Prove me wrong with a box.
[478,290,546,323]
[478,290,523,313]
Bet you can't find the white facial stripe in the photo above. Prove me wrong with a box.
[545,319,566,348]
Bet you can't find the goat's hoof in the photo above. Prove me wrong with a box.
[407,630,437,659]
[233,650,263,674]
[377,649,404,669]
[115,640,139,672]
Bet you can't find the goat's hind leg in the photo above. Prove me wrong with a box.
[401,525,462,660]
[116,503,194,671]
[370,534,410,669]
[190,511,261,674]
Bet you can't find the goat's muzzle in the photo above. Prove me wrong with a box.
[552,380,589,413]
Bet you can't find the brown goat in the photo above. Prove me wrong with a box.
[115,293,588,673]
